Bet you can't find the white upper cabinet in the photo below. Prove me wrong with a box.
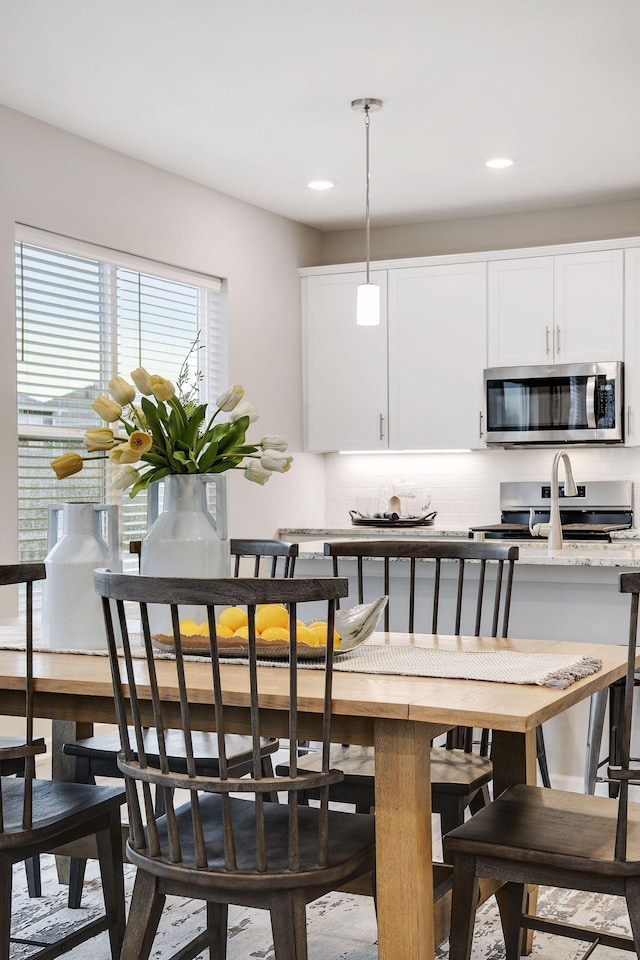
[488,257,554,367]
[488,250,623,368]
[553,250,623,362]
[388,262,487,449]
[302,271,388,452]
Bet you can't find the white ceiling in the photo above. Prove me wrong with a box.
[1,0,640,231]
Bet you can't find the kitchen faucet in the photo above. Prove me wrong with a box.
[529,451,578,554]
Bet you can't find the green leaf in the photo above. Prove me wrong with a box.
[217,417,249,454]
[208,456,243,473]
[183,404,207,447]
[129,466,170,498]
[197,440,220,472]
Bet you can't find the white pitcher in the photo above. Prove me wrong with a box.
[43,502,120,649]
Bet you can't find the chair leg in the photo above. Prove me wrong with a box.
[96,811,126,960]
[535,725,551,788]
[24,855,41,897]
[584,688,608,793]
[467,784,491,816]
[448,853,478,960]
[495,881,527,960]
[270,890,308,960]
[438,798,467,864]
[206,901,228,960]
[68,856,87,909]
[120,869,165,960]
[68,754,95,907]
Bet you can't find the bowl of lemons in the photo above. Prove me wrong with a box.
[152,596,387,660]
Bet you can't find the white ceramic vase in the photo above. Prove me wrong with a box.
[140,474,230,634]
[43,502,120,649]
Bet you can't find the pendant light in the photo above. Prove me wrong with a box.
[351,97,383,326]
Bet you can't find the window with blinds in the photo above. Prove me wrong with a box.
[15,227,226,571]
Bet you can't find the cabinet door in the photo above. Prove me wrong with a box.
[303,271,388,452]
[388,263,487,450]
[488,257,554,367]
[624,248,640,446]
[554,250,623,363]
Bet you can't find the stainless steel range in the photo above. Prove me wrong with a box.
[469,480,633,542]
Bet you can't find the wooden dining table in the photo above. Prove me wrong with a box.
[0,630,631,960]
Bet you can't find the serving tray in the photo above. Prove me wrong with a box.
[349,510,437,528]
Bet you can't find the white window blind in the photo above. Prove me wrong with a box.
[15,226,226,571]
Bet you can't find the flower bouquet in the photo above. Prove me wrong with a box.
[50,353,292,494]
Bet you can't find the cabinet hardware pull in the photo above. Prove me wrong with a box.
[545,326,550,355]
[479,411,483,438]
[379,413,385,440]
[556,324,561,354]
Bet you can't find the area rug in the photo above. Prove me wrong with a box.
[10,853,633,959]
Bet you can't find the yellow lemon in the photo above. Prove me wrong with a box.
[179,619,201,636]
[260,626,290,642]
[309,622,341,647]
[219,606,248,632]
[255,604,289,633]
[296,622,321,646]
[213,623,234,638]
[233,625,250,640]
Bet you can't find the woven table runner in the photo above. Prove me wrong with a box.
[327,644,602,689]
[0,637,602,689]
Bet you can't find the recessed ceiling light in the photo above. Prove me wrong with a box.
[308,179,335,190]
[485,157,514,169]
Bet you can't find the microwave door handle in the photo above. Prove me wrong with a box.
[586,376,597,429]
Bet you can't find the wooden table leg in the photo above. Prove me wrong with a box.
[492,728,538,955]
[375,718,434,960]
[52,718,93,882]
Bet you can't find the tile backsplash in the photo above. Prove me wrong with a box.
[325,447,640,529]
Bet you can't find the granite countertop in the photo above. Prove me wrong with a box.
[279,530,640,568]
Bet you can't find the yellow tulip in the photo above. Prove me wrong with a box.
[108,442,140,465]
[128,431,153,455]
[130,366,154,396]
[51,452,83,479]
[149,375,175,401]
[83,427,115,452]
[108,375,135,405]
[92,395,122,422]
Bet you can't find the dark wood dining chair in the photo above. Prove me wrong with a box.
[444,569,640,959]
[94,570,376,960]
[61,538,295,907]
[0,563,125,960]
[278,540,547,852]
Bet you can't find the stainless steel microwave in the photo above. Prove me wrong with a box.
[484,361,624,445]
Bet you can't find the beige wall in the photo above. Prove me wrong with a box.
[321,198,640,264]
[0,104,326,584]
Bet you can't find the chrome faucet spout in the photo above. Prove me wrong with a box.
[549,451,578,553]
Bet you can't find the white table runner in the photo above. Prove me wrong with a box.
[0,637,602,689]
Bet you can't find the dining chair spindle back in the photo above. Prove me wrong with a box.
[61,538,294,907]
[0,563,125,960]
[445,569,640,959]
[94,571,376,960]
[280,540,551,853]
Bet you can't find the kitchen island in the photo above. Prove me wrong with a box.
[279,529,640,790]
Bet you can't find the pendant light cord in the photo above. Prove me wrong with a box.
[364,105,371,285]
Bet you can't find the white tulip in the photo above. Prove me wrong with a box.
[231,401,259,424]
[260,435,288,452]
[261,452,293,473]
[216,384,245,412]
[244,460,271,485]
